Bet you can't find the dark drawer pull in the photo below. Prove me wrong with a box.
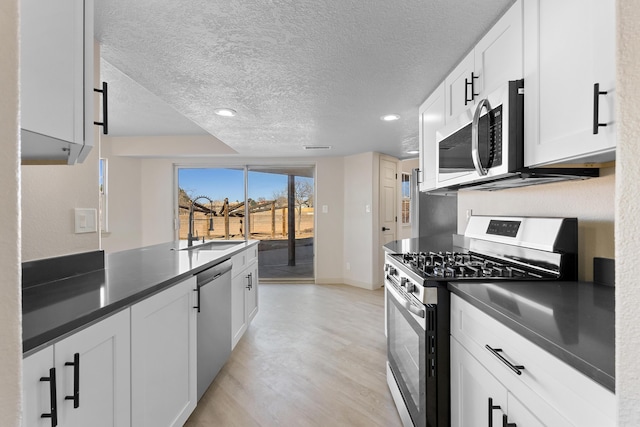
[485,345,524,375]
[488,397,501,427]
[503,414,517,427]
[593,83,608,134]
[64,353,80,408]
[193,287,201,312]
[465,72,479,105]
[40,367,58,427]
[94,81,109,135]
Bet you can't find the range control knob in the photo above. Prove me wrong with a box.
[400,277,408,288]
[405,281,416,293]
[388,267,397,276]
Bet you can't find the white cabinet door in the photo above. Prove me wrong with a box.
[474,0,523,99]
[55,309,131,427]
[23,347,56,427]
[231,246,260,348]
[524,0,616,166]
[444,51,475,124]
[23,310,130,427]
[506,393,545,427]
[418,83,445,192]
[131,277,197,427]
[451,337,507,427]
[20,0,94,164]
[246,262,259,323]
[231,269,248,349]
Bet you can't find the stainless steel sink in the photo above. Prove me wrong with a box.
[177,241,240,251]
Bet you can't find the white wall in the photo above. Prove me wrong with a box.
[343,152,375,288]
[458,167,615,281]
[101,154,346,285]
[617,0,640,423]
[20,40,102,262]
[0,0,22,423]
[99,136,144,252]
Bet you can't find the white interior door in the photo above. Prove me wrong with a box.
[379,158,397,281]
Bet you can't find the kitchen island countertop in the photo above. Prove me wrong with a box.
[22,240,258,356]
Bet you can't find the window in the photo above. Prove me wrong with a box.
[177,167,246,241]
[99,158,108,232]
[401,172,411,224]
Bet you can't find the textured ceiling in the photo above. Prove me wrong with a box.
[95,0,514,159]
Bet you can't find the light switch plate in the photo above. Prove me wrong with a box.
[74,208,97,234]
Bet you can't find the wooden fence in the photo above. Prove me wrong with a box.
[178,198,314,240]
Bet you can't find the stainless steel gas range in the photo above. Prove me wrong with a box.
[384,216,578,427]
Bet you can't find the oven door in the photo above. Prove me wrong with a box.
[386,279,430,427]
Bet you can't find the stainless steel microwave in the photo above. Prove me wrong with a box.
[436,80,524,188]
[433,79,598,191]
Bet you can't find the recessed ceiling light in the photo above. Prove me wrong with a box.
[381,114,401,121]
[406,150,419,155]
[214,108,237,117]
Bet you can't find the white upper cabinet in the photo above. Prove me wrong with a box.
[418,83,445,192]
[419,1,523,192]
[474,1,524,101]
[444,0,523,127]
[20,0,94,165]
[444,51,476,125]
[523,0,616,166]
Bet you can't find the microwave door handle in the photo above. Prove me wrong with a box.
[471,98,491,176]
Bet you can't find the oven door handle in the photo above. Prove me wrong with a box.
[471,98,491,176]
[405,301,426,318]
[387,281,426,318]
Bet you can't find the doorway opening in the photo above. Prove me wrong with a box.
[248,166,314,282]
[176,165,315,282]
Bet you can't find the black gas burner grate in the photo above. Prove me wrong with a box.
[394,251,547,280]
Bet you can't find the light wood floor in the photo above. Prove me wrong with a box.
[185,283,402,427]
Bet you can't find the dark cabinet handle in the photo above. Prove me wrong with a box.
[382,227,390,231]
[40,367,58,427]
[593,83,608,134]
[246,273,252,290]
[64,353,80,408]
[488,397,501,426]
[503,414,517,427]
[193,287,201,312]
[465,72,479,105]
[485,345,525,375]
[94,81,109,135]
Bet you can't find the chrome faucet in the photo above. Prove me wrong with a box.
[187,195,215,247]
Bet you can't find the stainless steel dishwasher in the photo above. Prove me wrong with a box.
[194,259,233,401]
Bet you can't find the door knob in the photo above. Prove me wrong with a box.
[382,227,390,231]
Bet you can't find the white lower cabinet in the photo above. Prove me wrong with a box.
[451,337,507,427]
[451,337,556,427]
[131,276,197,427]
[450,294,615,426]
[231,245,259,349]
[22,309,131,427]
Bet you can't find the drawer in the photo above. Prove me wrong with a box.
[451,294,615,426]
[231,250,247,277]
[231,244,257,278]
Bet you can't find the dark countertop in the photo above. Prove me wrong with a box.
[383,233,461,254]
[448,280,615,392]
[22,240,258,356]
